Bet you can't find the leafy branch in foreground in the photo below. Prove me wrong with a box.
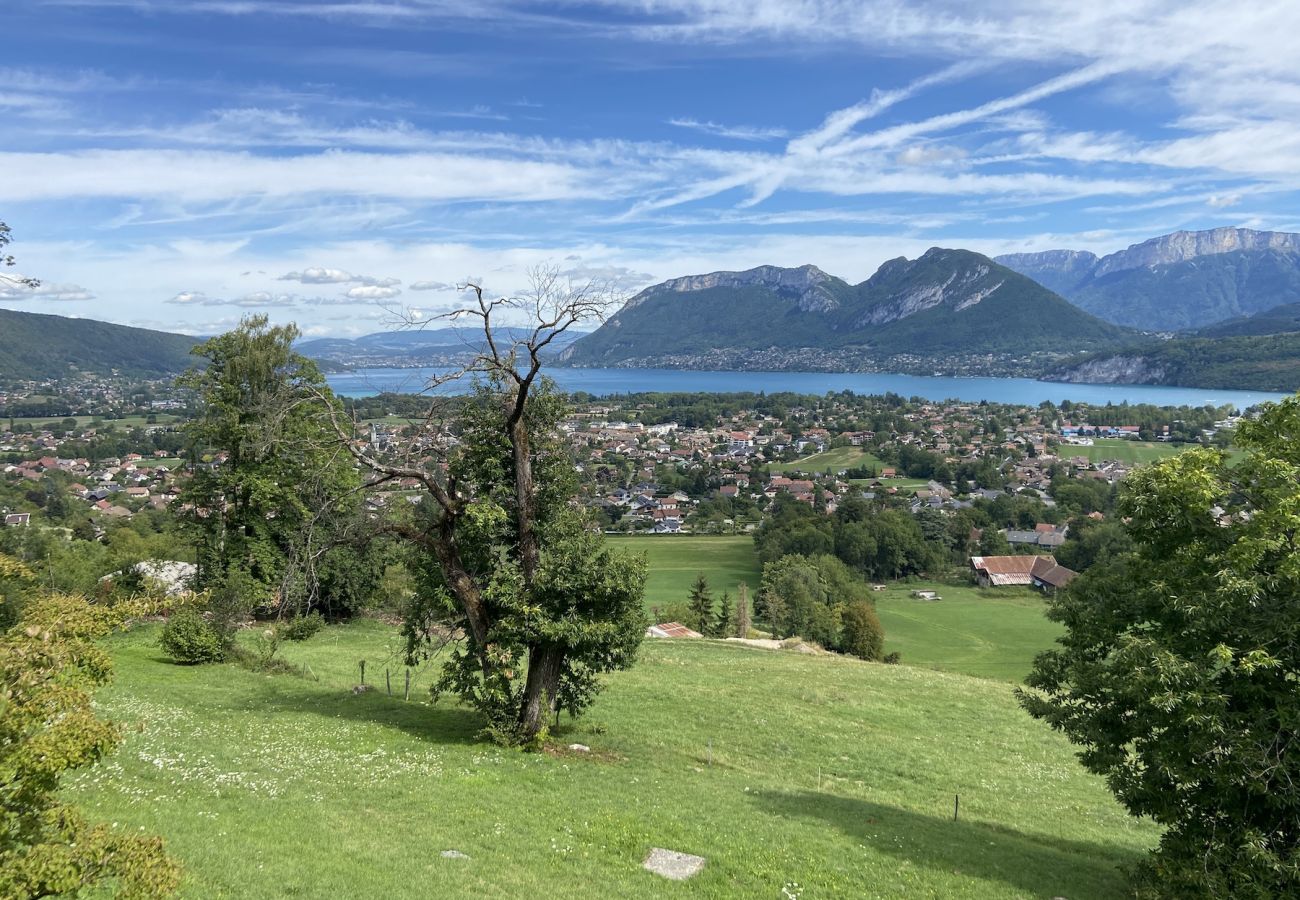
[1021,393,1300,898]
[0,562,180,899]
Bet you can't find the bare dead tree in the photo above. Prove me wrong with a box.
[321,265,626,739]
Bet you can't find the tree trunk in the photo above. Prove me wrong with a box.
[510,416,539,586]
[518,642,564,739]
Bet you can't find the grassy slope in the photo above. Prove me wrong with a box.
[607,535,763,611]
[75,623,1157,899]
[874,584,1064,682]
[767,446,886,474]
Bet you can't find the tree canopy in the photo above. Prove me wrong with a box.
[1022,394,1300,897]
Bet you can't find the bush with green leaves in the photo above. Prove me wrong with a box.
[0,579,181,898]
[839,601,885,661]
[159,609,225,664]
[278,610,324,642]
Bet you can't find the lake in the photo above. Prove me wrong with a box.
[326,367,1288,409]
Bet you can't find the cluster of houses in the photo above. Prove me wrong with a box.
[2,451,182,520]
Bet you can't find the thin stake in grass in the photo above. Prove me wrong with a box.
[359,659,366,686]
[386,668,392,696]
[404,668,411,701]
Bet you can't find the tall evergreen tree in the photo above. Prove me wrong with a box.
[686,572,712,633]
[712,590,733,638]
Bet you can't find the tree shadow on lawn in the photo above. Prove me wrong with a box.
[233,678,485,747]
[753,789,1145,899]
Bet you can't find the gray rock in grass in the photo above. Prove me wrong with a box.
[643,848,706,880]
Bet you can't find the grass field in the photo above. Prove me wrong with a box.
[607,534,762,612]
[874,584,1063,682]
[73,623,1158,898]
[1059,438,1184,465]
[607,537,1062,683]
[768,446,885,474]
[7,413,185,429]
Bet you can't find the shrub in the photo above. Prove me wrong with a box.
[279,611,324,642]
[883,651,902,665]
[159,609,225,664]
[840,601,885,661]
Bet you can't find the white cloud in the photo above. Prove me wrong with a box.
[668,119,787,141]
[280,267,401,286]
[409,280,455,291]
[1208,193,1243,208]
[345,285,402,300]
[0,280,95,301]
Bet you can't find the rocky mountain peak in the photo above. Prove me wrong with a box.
[1095,227,1300,277]
[625,263,841,314]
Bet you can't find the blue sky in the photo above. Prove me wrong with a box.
[3,1,1298,336]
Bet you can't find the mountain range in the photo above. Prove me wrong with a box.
[296,326,585,368]
[3,226,1300,391]
[560,249,1125,374]
[996,228,1300,331]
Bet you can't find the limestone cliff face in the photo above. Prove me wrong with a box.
[855,251,1005,326]
[625,264,842,313]
[1049,355,1167,385]
[1094,228,1300,277]
[996,227,1300,331]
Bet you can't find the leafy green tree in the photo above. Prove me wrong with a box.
[0,573,180,899]
[1021,395,1300,897]
[343,275,646,744]
[686,572,713,633]
[840,601,885,661]
[179,315,371,618]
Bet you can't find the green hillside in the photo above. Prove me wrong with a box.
[72,622,1159,898]
[1050,332,1300,392]
[0,307,199,381]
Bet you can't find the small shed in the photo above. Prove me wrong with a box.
[646,622,703,639]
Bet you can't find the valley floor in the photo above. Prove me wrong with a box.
[74,622,1158,898]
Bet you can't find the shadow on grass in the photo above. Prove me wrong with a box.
[234,677,484,747]
[753,789,1144,899]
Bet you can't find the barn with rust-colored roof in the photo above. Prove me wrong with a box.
[645,622,703,639]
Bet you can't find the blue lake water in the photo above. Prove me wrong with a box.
[326,367,1288,409]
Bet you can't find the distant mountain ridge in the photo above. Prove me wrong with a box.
[561,248,1128,373]
[296,325,586,368]
[996,227,1300,331]
[0,308,199,382]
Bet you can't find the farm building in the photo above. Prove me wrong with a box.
[646,622,703,639]
[970,555,1078,591]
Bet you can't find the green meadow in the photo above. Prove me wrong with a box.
[1058,438,1184,465]
[607,534,763,612]
[768,445,885,474]
[74,623,1159,899]
[873,584,1063,682]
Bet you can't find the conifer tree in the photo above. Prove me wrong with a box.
[713,590,733,638]
[686,572,712,633]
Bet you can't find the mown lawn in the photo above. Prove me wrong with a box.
[73,623,1158,898]
[874,584,1064,682]
[607,534,762,613]
[1059,438,1183,465]
[769,446,886,475]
